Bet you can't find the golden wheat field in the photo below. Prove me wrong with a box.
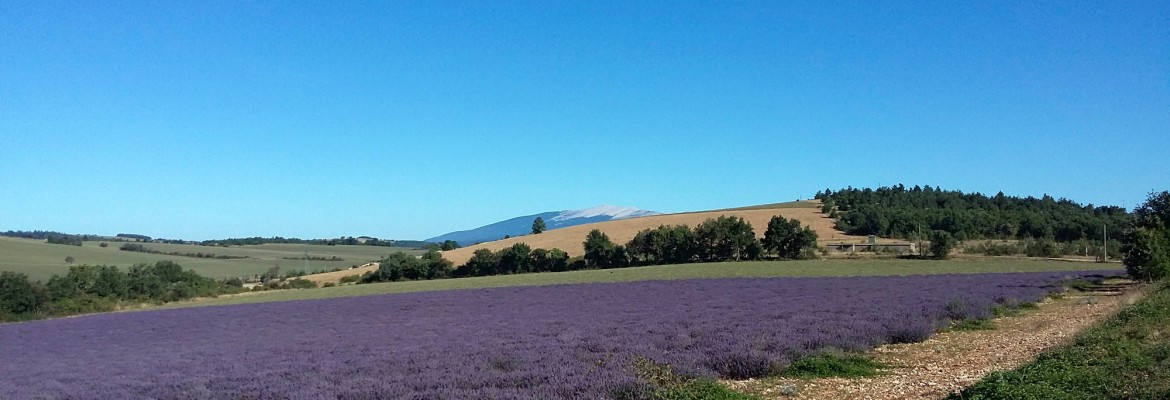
[305,201,870,284]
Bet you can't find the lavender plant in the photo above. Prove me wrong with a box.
[0,270,1115,399]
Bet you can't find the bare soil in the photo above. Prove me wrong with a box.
[726,289,1144,399]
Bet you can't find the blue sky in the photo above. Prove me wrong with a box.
[2,1,1167,240]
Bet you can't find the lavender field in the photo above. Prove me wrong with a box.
[0,270,1117,399]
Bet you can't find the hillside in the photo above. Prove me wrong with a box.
[0,237,420,282]
[425,205,659,246]
[820,185,1129,241]
[306,200,868,284]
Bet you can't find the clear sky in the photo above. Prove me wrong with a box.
[2,1,1167,241]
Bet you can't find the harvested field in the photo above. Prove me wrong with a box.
[307,201,869,283]
[440,201,863,265]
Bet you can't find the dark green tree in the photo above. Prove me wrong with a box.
[529,248,551,272]
[694,216,761,262]
[761,216,819,259]
[439,240,460,251]
[1122,191,1170,281]
[527,248,571,272]
[930,230,955,259]
[1122,228,1169,281]
[127,263,166,300]
[627,227,661,265]
[365,252,426,282]
[0,271,46,317]
[823,185,1129,242]
[46,234,82,246]
[546,248,571,272]
[531,217,546,235]
[460,248,499,277]
[497,243,532,274]
[1133,191,1170,231]
[583,229,623,268]
[627,225,697,265]
[583,232,628,268]
[422,250,453,279]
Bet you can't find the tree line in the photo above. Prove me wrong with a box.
[118,243,251,260]
[199,236,431,248]
[359,215,818,284]
[964,237,1123,259]
[0,261,244,322]
[1,231,95,246]
[818,185,1129,242]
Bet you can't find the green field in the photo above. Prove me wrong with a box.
[0,236,423,281]
[163,258,1123,309]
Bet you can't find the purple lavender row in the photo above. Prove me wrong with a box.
[0,269,1118,399]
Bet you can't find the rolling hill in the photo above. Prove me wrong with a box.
[305,200,870,284]
[425,205,659,246]
[0,237,421,282]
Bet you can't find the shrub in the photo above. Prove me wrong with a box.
[1122,228,1169,282]
[930,230,955,259]
[285,279,318,289]
[120,243,148,252]
[566,256,587,271]
[1024,238,1060,258]
[966,241,1021,256]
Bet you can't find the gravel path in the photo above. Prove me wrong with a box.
[728,289,1143,399]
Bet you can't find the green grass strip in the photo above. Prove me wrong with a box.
[781,353,884,379]
[947,318,998,331]
[657,379,761,400]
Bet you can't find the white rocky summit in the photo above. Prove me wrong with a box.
[550,205,659,222]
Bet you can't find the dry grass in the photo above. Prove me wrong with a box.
[306,201,870,283]
[302,263,375,285]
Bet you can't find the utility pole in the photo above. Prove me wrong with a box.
[1102,224,1107,262]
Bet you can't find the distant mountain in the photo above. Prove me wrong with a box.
[426,205,659,246]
